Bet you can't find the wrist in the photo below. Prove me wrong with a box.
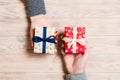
[66,72,87,80]
[30,14,47,27]
[74,69,85,74]
[30,14,46,22]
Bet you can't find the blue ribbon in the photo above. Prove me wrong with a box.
[32,27,55,53]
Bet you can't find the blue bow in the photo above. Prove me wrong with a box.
[32,36,55,43]
[32,27,55,53]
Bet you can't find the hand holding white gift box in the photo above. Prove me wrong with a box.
[32,27,57,54]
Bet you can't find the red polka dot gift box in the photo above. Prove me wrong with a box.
[63,26,86,54]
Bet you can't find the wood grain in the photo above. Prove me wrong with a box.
[0,0,120,80]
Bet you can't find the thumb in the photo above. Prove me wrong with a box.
[30,27,35,48]
[61,50,65,56]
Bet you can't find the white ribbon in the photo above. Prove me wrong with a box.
[63,27,86,53]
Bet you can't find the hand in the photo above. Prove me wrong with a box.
[30,14,50,47]
[61,44,89,74]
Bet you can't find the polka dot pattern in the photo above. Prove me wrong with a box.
[34,27,57,54]
[64,26,86,54]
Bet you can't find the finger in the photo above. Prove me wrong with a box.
[60,35,64,39]
[84,41,90,56]
[80,42,89,65]
[75,53,82,58]
[61,50,65,56]
[55,30,58,38]
[30,27,35,48]
[54,48,57,53]
[55,40,58,44]
[30,29,33,47]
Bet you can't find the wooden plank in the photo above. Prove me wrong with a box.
[0,18,120,36]
[88,36,120,55]
[0,73,64,80]
[0,53,119,73]
[46,0,120,5]
[0,72,119,80]
[0,1,26,20]
[87,73,120,80]
[47,1,120,18]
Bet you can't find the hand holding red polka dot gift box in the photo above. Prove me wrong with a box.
[32,27,58,54]
[63,27,86,54]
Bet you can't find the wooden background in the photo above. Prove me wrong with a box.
[0,0,120,80]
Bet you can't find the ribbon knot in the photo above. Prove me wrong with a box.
[63,37,86,48]
[32,36,55,43]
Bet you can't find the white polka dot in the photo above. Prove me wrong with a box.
[66,33,69,36]
[79,32,82,34]
[65,29,68,31]
[68,29,71,32]
[80,48,82,51]
[79,36,82,38]
[65,50,68,53]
